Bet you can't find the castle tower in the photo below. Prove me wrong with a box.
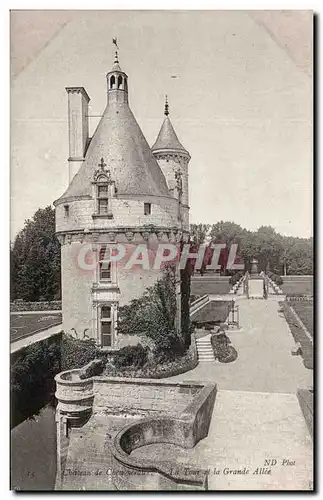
[152,97,191,231]
[54,52,187,348]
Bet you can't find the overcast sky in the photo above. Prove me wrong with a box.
[11,10,312,239]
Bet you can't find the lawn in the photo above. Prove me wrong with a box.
[290,301,313,338]
[279,301,313,370]
[10,313,62,342]
[191,301,231,327]
[191,276,231,296]
[281,276,313,296]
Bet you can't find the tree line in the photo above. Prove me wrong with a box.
[10,207,313,302]
[190,221,313,276]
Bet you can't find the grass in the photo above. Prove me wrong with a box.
[10,313,62,342]
[279,301,313,370]
[290,301,313,338]
[191,276,231,295]
[281,276,313,296]
[191,301,231,327]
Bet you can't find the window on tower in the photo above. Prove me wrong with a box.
[97,179,109,215]
[110,75,116,89]
[100,305,112,347]
[117,75,123,89]
[99,246,112,281]
[144,203,151,215]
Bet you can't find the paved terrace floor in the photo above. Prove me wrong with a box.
[171,298,313,393]
[162,297,313,490]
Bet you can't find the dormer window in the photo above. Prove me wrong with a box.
[97,181,109,215]
[64,204,69,217]
[92,158,115,219]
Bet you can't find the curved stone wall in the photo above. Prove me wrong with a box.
[111,418,208,490]
[55,370,217,490]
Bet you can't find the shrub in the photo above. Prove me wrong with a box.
[210,331,238,363]
[229,271,244,286]
[79,359,105,379]
[60,334,108,372]
[118,267,187,361]
[267,271,283,286]
[10,300,62,312]
[113,344,149,370]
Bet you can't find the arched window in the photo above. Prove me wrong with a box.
[117,75,123,89]
[124,78,128,92]
[110,75,116,89]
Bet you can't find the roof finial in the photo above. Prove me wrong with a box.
[114,51,119,64]
[164,95,169,116]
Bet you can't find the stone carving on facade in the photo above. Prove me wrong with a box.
[93,157,112,183]
[107,232,116,242]
[56,234,64,245]
[125,231,135,242]
[157,231,164,241]
[141,231,150,241]
[65,234,72,245]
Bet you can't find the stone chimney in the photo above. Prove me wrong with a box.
[66,87,90,183]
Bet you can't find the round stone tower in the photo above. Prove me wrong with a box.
[54,53,188,348]
[152,97,191,231]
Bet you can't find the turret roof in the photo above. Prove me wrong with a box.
[152,115,189,154]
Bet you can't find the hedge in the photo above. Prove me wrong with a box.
[10,300,62,312]
[267,272,283,286]
[11,335,61,428]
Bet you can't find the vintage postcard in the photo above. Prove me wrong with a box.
[10,10,313,491]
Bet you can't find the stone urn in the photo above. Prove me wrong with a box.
[250,259,259,275]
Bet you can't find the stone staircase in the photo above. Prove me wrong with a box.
[196,335,215,363]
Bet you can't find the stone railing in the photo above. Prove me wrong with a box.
[190,294,209,315]
[229,274,245,295]
[266,276,284,295]
[110,381,217,490]
[286,295,313,302]
[55,370,217,490]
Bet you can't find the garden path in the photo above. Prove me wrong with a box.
[170,297,313,393]
[167,298,313,490]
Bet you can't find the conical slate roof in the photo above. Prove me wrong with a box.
[152,115,189,154]
[58,101,171,202]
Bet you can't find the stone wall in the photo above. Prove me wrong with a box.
[56,195,179,233]
[55,371,202,420]
[61,243,94,335]
[55,371,216,491]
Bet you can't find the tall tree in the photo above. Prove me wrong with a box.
[189,223,211,244]
[10,206,61,301]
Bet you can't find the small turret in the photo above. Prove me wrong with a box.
[152,97,190,230]
[106,51,128,105]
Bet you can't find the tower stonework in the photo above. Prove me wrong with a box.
[54,54,190,348]
[152,97,191,231]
